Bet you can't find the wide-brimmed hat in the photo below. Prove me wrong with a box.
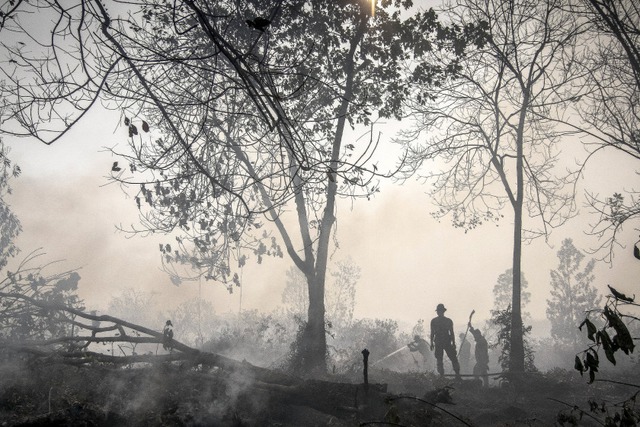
[436,303,446,312]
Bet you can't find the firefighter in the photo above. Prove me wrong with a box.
[430,304,461,378]
[469,322,489,387]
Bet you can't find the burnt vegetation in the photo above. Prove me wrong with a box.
[0,244,638,425]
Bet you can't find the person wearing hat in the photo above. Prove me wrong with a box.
[430,303,461,378]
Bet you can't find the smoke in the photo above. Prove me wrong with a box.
[4,110,640,353]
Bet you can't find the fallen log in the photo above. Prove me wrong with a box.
[0,291,300,387]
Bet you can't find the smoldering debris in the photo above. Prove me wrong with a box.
[1,281,639,426]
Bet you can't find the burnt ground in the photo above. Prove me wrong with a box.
[0,357,637,426]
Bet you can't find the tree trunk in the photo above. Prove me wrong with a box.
[509,204,525,372]
[295,12,368,375]
[509,89,529,373]
[301,272,328,376]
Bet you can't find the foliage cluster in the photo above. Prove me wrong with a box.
[547,239,601,351]
[575,287,637,384]
[489,306,537,373]
[0,252,83,343]
[0,139,21,272]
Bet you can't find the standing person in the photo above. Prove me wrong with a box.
[163,320,174,351]
[469,322,489,387]
[430,304,461,378]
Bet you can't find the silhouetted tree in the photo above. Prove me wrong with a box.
[580,0,640,91]
[564,1,640,260]
[400,0,588,372]
[100,1,477,375]
[0,0,483,374]
[492,269,531,320]
[546,238,601,351]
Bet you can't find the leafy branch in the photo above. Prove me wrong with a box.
[575,286,637,383]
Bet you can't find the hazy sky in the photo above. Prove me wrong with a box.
[3,0,640,338]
